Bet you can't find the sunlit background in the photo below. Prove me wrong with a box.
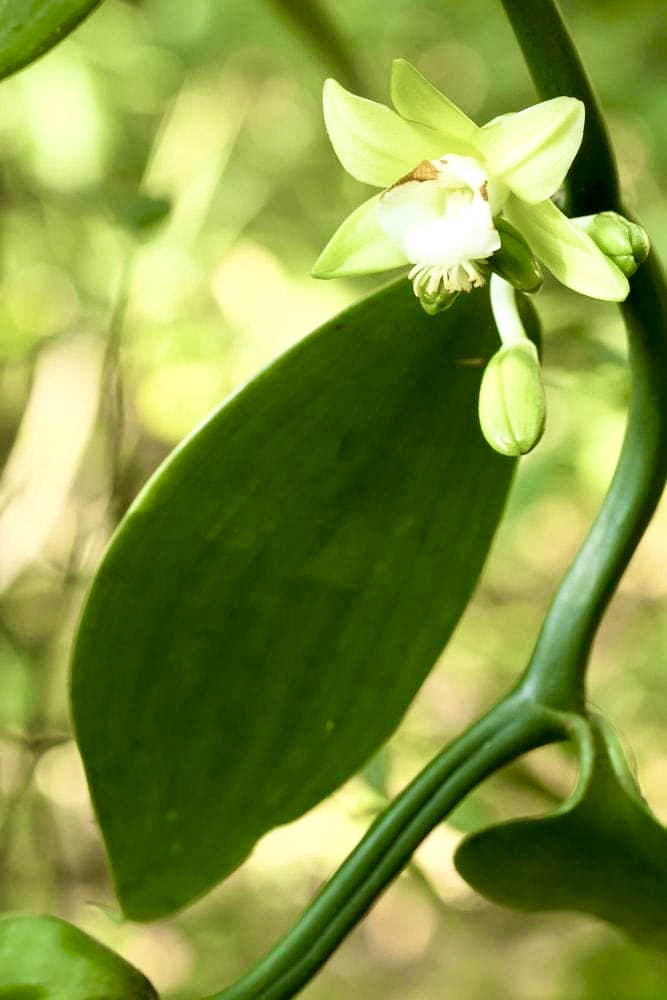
[1,0,666,996]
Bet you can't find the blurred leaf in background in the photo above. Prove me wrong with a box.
[0,0,665,997]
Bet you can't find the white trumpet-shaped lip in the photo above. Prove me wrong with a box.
[376,154,502,295]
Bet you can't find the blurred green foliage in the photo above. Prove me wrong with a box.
[0,0,665,997]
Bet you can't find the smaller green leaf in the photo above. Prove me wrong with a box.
[0,1,103,82]
[0,915,158,999]
[476,97,584,204]
[455,716,667,948]
[311,193,409,277]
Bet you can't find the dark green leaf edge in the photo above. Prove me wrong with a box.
[0,0,103,83]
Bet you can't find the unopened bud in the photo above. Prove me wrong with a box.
[413,274,460,315]
[487,218,543,293]
[478,340,546,457]
[574,212,650,277]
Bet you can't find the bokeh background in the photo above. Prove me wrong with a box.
[1,0,666,996]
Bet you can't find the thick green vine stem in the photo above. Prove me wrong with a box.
[199,3,667,998]
[519,254,667,711]
[205,696,564,1000]
[499,0,619,215]
[502,0,667,708]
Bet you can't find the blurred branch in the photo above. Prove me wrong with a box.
[99,250,135,526]
[0,337,104,594]
[0,750,37,908]
[265,0,366,92]
[0,735,67,909]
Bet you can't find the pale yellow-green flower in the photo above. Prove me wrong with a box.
[312,60,630,309]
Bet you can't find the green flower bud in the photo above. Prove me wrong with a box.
[412,270,460,315]
[478,340,546,457]
[486,218,543,293]
[574,211,650,277]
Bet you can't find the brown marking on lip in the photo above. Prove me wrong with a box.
[480,181,489,202]
[388,159,439,191]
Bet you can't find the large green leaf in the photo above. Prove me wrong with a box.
[71,280,514,920]
[0,0,102,81]
[0,914,157,998]
[455,715,667,947]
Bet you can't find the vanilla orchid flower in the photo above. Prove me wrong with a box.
[312,59,629,310]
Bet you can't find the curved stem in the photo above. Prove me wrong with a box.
[490,275,531,347]
[519,254,667,710]
[205,695,562,1000]
[500,0,667,709]
[499,0,619,215]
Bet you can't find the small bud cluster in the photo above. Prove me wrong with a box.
[574,211,650,278]
[478,211,649,459]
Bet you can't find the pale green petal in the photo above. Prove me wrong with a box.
[505,196,629,301]
[311,194,410,278]
[390,59,479,151]
[477,97,584,204]
[323,78,448,188]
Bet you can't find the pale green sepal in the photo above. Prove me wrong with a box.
[323,78,447,188]
[390,59,478,150]
[505,196,630,301]
[478,340,546,457]
[311,194,410,278]
[477,97,584,204]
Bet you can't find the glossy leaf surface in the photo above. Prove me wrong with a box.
[72,281,514,920]
[0,915,157,999]
[0,0,102,81]
[455,716,667,947]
